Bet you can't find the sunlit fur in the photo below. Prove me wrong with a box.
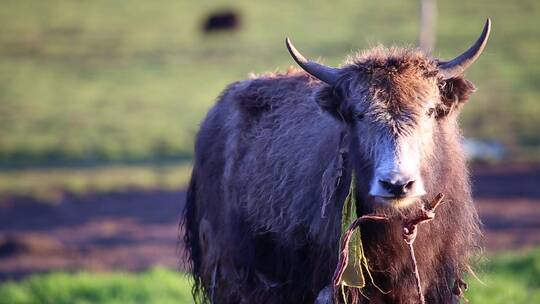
[183,47,480,303]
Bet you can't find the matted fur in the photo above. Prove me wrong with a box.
[183,47,481,303]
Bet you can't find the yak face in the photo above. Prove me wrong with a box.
[315,51,476,208]
[286,19,489,208]
[339,57,437,207]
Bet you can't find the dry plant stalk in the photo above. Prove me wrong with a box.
[332,193,446,304]
[402,193,445,304]
[332,215,388,289]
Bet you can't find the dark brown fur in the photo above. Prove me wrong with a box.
[183,47,481,303]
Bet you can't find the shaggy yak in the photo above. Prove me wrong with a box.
[183,19,491,303]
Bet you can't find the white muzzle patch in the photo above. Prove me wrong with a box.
[368,135,426,206]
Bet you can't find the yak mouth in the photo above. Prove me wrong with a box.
[371,195,424,208]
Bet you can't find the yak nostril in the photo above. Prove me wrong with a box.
[379,180,393,191]
[404,180,415,191]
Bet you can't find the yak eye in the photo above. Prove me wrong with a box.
[426,108,435,117]
[355,112,365,120]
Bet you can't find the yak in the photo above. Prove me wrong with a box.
[202,10,241,34]
[183,19,491,303]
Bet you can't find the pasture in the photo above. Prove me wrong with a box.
[0,0,539,303]
[0,0,539,171]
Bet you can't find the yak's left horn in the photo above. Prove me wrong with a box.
[438,18,491,79]
[285,37,340,85]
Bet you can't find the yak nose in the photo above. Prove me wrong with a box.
[369,170,426,199]
[379,179,416,197]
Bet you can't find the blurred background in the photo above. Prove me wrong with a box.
[0,0,538,303]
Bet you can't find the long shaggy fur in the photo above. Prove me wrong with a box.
[183,47,481,303]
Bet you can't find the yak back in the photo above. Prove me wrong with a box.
[188,69,352,303]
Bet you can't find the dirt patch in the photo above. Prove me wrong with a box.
[0,234,65,257]
[0,190,185,280]
[0,164,539,281]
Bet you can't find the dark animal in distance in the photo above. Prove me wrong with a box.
[202,10,241,34]
[183,19,491,303]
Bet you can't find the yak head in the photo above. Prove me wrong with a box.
[287,19,490,209]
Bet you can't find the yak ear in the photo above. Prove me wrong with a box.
[314,85,345,119]
[437,76,476,117]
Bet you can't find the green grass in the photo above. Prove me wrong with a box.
[0,162,192,202]
[0,268,193,304]
[0,0,539,169]
[1,248,539,303]
[467,247,540,303]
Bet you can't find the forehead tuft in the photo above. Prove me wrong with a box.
[343,46,439,111]
[345,46,437,75]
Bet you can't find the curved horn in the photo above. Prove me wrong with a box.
[285,37,340,85]
[438,18,491,79]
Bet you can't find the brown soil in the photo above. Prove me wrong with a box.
[0,164,539,281]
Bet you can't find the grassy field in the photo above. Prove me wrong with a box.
[0,268,193,304]
[0,162,191,201]
[0,0,539,171]
[0,248,538,303]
